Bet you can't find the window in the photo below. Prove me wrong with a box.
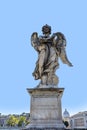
[74,118,84,127]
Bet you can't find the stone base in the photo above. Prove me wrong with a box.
[23,127,65,130]
[26,87,64,130]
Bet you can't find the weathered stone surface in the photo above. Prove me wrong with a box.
[31,24,73,86]
[23,128,65,130]
[26,87,64,129]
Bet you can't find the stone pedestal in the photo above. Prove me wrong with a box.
[25,87,64,130]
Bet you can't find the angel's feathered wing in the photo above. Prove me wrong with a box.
[31,32,39,51]
[53,32,73,66]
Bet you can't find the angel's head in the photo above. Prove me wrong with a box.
[42,24,51,36]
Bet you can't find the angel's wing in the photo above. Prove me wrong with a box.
[31,32,39,51]
[59,47,73,66]
[53,32,73,66]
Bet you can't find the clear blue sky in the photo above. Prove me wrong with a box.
[0,0,87,116]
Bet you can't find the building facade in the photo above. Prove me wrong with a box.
[0,115,9,127]
[70,111,87,129]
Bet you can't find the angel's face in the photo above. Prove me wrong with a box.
[43,27,50,33]
[42,25,51,36]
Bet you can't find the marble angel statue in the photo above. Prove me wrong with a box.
[31,24,73,87]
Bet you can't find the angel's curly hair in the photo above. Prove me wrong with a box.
[42,24,51,34]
